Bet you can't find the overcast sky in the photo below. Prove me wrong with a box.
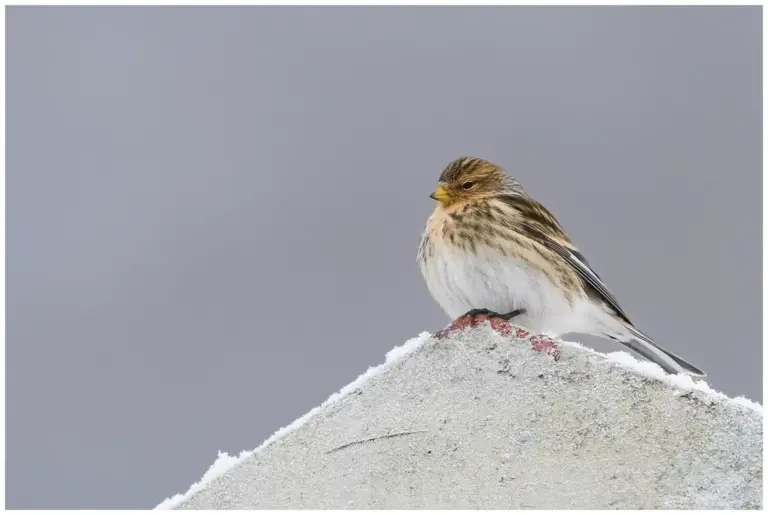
[7,6,761,509]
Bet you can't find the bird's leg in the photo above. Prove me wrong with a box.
[434,308,527,338]
[462,308,525,321]
[432,308,560,361]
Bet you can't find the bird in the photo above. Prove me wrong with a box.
[417,156,705,377]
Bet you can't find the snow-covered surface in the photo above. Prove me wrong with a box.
[560,340,762,413]
[157,324,762,509]
[155,331,432,509]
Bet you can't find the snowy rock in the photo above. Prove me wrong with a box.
[157,323,762,509]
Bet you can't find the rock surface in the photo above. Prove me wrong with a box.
[168,323,762,509]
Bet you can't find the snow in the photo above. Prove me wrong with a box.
[560,340,762,413]
[154,331,432,510]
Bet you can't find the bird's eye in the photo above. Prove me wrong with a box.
[462,181,475,190]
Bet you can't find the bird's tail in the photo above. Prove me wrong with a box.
[613,324,706,377]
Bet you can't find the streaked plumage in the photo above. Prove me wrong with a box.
[418,156,705,377]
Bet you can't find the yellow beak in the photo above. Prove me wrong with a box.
[430,185,450,204]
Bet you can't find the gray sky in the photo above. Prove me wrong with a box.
[7,6,761,510]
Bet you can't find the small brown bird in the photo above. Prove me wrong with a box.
[417,156,705,377]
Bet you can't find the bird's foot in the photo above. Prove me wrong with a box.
[462,308,525,321]
[432,309,560,361]
[433,308,526,339]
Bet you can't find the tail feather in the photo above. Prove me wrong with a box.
[617,325,706,377]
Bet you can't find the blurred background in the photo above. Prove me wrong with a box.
[7,6,761,509]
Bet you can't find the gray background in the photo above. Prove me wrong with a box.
[7,6,761,510]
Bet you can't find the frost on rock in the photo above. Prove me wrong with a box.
[562,340,762,414]
[158,323,762,510]
[155,331,432,509]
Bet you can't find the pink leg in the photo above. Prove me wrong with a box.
[434,313,560,361]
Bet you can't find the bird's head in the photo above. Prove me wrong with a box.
[429,156,509,208]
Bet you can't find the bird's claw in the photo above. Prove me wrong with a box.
[461,308,525,321]
[434,308,525,338]
[432,309,560,361]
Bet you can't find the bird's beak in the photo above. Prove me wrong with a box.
[430,185,450,204]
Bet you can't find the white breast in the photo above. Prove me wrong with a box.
[420,243,589,336]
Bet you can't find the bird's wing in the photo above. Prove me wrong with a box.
[496,193,706,376]
[539,239,633,324]
[497,193,632,324]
